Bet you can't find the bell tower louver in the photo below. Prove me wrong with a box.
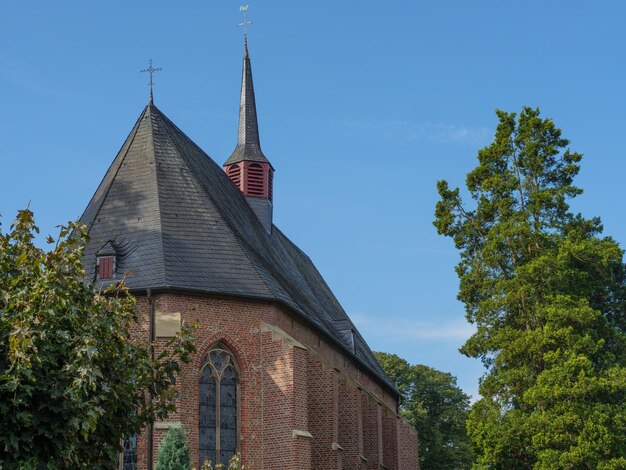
[224,36,274,233]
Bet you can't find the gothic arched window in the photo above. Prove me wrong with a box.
[120,436,137,470]
[199,344,240,467]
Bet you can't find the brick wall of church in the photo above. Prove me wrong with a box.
[129,292,419,470]
[398,419,420,470]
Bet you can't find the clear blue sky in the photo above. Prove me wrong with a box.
[2,1,626,400]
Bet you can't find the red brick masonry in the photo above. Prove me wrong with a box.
[132,292,419,470]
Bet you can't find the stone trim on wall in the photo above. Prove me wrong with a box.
[260,322,307,350]
[154,421,182,430]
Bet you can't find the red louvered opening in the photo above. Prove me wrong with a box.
[227,164,242,189]
[267,169,273,201]
[98,256,114,280]
[247,163,265,197]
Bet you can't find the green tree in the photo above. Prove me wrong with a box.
[375,352,472,470]
[434,107,626,469]
[0,209,196,469]
[156,427,191,470]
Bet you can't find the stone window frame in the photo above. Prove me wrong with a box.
[118,435,137,470]
[198,343,241,467]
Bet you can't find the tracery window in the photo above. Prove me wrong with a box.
[199,344,240,467]
[119,435,137,470]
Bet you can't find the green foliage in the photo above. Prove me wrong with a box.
[0,209,196,469]
[375,352,472,470]
[156,427,191,470]
[434,107,626,469]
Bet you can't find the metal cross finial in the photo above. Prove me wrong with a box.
[239,5,252,37]
[140,59,162,103]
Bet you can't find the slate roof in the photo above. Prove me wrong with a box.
[224,38,271,167]
[79,103,398,396]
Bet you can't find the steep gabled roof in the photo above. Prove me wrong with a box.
[80,103,397,396]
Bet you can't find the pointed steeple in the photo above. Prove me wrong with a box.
[225,36,271,166]
[224,34,274,232]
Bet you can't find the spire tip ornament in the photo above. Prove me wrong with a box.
[239,5,252,39]
[140,59,162,104]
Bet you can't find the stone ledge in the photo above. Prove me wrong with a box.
[154,421,182,430]
[292,429,313,439]
[332,442,344,451]
[261,322,307,350]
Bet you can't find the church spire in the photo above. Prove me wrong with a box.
[224,32,270,166]
[225,7,274,233]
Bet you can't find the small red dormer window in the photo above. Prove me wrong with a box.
[97,256,114,280]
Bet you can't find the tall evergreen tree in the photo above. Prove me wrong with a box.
[434,107,626,469]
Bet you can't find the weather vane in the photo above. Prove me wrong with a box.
[140,59,162,103]
[239,5,252,36]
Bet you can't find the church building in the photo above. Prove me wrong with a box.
[79,34,419,470]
